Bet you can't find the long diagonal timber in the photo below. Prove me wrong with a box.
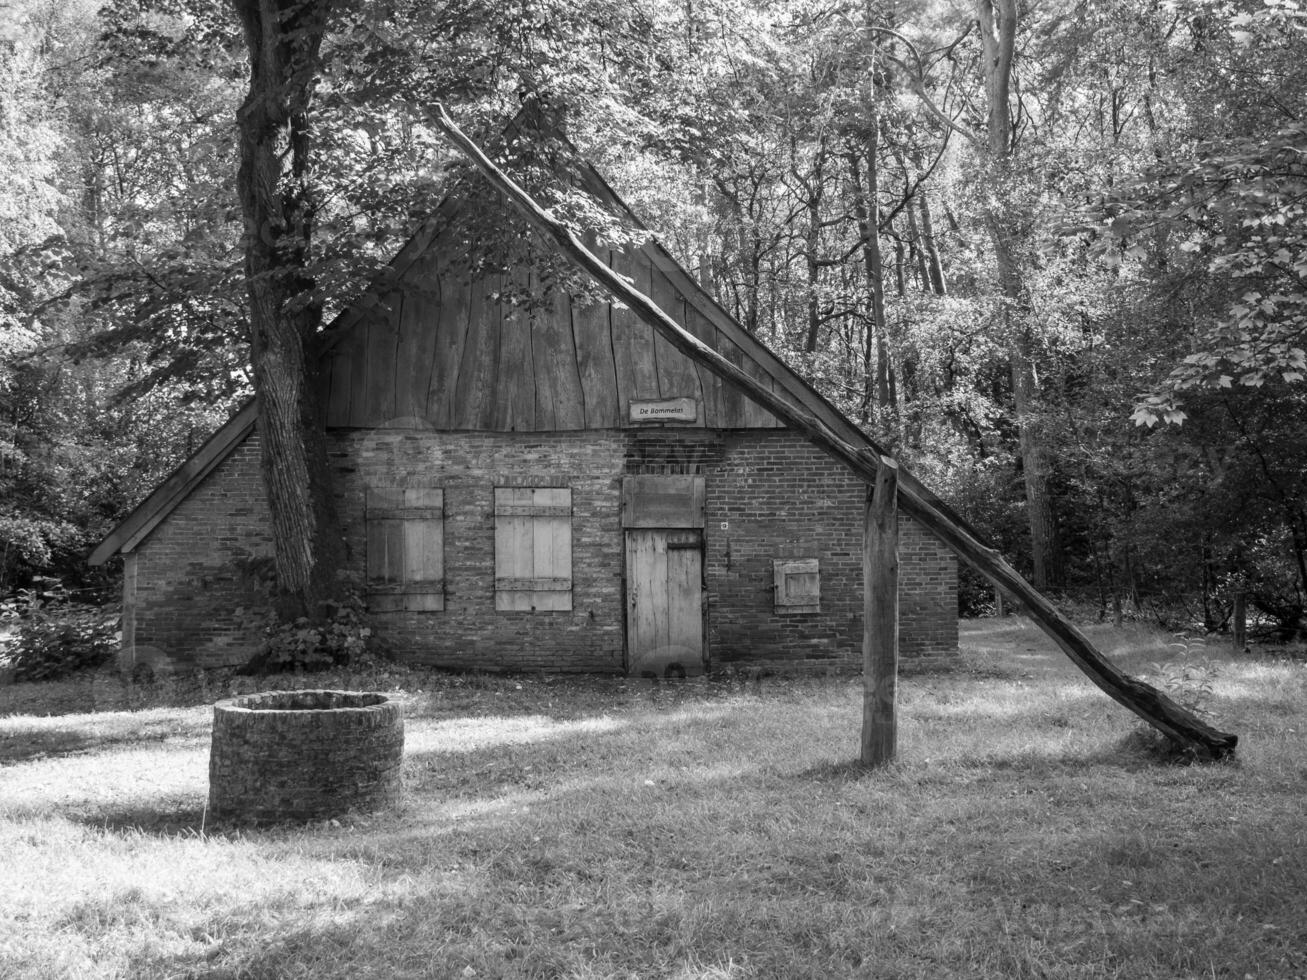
[430,103,1237,761]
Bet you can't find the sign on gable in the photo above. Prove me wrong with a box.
[628,397,698,423]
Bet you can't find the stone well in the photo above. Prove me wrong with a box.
[208,690,403,823]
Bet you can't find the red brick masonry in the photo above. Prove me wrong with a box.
[125,426,957,672]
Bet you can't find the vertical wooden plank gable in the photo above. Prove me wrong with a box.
[323,340,354,428]
[610,247,662,410]
[362,291,403,424]
[492,269,536,431]
[740,349,782,428]
[347,317,374,428]
[317,201,794,434]
[571,247,622,428]
[626,250,663,402]
[649,266,704,424]
[400,259,441,422]
[715,329,750,427]
[533,282,588,430]
[453,276,502,429]
[426,266,472,427]
[682,304,724,427]
[607,247,638,417]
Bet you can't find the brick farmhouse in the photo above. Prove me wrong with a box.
[90,153,958,676]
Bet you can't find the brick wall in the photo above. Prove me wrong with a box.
[703,431,957,669]
[332,428,627,672]
[129,434,274,668]
[125,425,957,671]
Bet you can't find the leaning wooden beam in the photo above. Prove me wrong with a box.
[430,104,1238,760]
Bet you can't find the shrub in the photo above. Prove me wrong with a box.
[1149,636,1219,719]
[2,587,118,682]
[244,592,373,674]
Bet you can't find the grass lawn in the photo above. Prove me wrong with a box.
[2,619,1305,979]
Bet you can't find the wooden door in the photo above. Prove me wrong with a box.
[625,529,705,677]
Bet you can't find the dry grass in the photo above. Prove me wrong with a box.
[2,620,1306,979]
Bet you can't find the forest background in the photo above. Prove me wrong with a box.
[1,0,1304,643]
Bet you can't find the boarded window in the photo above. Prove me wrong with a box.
[620,474,706,528]
[774,558,820,613]
[366,488,444,612]
[495,487,572,611]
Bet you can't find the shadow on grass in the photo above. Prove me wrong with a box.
[0,727,105,764]
[46,699,759,842]
[0,713,211,766]
[71,802,213,839]
[86,794,1307,980]
[22,657,1290,849]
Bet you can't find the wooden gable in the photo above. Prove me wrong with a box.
[317,237,785,432]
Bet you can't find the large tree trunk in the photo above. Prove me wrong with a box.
[977,0,1064,589]
[232,0,343,619]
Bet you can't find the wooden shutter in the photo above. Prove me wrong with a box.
[620,474,706,528]
[774,558,820,613]
[495,487,572,611]
[366,488,444,612]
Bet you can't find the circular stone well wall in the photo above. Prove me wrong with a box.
[208,690,403,822]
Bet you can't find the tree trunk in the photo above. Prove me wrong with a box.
[905,193,930,291]
[803,140,827,353]
[919,192,947,295]
[1008,316,1062,588]
[232,0,343,620]
[847,144,891,423]
[977,0,1063,589]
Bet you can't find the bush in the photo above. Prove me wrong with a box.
[2,587,118,682]
[243,592,373,674]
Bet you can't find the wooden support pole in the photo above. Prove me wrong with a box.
[862,457,899,767]
[430,104,1238,760]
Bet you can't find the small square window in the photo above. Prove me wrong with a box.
[774,558,820,613]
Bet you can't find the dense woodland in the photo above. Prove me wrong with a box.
[1,0,1304,639]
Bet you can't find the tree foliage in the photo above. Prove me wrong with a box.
[1,0,1304,638]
